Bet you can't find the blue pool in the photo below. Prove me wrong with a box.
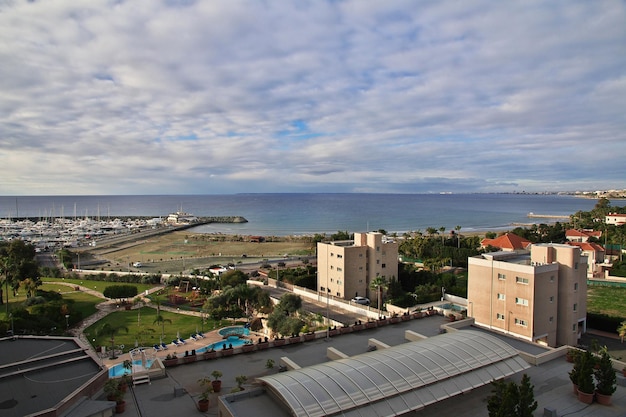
[218,326,250,337]
[108,359,154,378]
[196,336,247,354]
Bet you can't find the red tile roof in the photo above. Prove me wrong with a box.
[480,233,532,250]
[568,242,605,252]
[565,229,602,239]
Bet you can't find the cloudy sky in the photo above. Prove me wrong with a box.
[1,1,625,195]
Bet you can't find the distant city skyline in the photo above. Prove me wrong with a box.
[1,1,625,196]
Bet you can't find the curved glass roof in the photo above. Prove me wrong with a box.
[258,330,529,417]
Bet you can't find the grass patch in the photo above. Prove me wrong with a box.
[587,286,626,318]
[84,306,234,353]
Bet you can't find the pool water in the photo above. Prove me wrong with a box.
[196,336,247,354]
[218,326,250,337]
[108,359,154,378]
[438,303,466,312]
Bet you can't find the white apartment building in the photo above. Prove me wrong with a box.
[317,232,398,306]
[467,243,587,347]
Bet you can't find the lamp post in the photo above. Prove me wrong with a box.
[65,314,70,329]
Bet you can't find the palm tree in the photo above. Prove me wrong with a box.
[455,225,462,248]
[98,322,129,359]
[153,314,172,339]
[369,276,388,311]
[439,226,446,244]
[151,296,172,338]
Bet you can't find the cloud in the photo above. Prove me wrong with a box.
[0,0,625,195]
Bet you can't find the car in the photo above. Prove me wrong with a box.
[133,262,143,267]
[351,296,370,305]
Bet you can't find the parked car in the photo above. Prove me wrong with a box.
[351,296,370,305]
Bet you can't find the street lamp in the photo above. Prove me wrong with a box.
[65,314,70,329]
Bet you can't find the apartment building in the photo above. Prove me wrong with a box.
[317,232,398,305]
[467,243,587,347]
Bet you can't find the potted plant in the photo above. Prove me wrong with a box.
[242,340,255,352]
[265,359,275,369]
[103,379,126,413]
[119,360,132,391]
[594,348,617,405]
[576,350,595,404]
[197,377,213,412]
[163,353,179,367]
[565,348,579,363]
[568,352,581,394]
[210,370,223,393]
[257,337,270,350]
[203,347,217,360]
[231,375,248,393]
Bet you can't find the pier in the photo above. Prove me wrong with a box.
[527,213,570,219]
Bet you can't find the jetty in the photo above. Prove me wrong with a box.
[527,212,570,219]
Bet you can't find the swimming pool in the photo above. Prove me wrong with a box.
[196,336,247,354]
[108,359,154,378]
[438,303,466,312]
[218,326,250,337]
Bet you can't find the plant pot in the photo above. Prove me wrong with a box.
[203,351,217,360]
[572,383,578,395]
[365,322,376,329]
[339,327,352,334]
[401,315,410,321]
[242,344,255,352]
[273,339,285,347]
[212,380,222,393]
[304,333,316,341]
[257,342,269,350]
[163,358,178,367]
[595,392,612,405]
[197,399,209,412]
[577,389,594,404]
[288,336,302,344]
[390,317,401,323]
[115,400,126,414]
[352,324,364,331]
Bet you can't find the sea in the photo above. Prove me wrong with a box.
[0,194,603,237]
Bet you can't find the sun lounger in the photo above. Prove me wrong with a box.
[172,339,182,346]
[153,344,161,351]
[160,342,168,350]
[197,332,205,338]
[190,334,198,341]
[177,338,186,345]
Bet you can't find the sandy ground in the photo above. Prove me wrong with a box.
[80,231,316,273]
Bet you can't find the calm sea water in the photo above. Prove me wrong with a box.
[0,194,599,236]
[0,194,597,236]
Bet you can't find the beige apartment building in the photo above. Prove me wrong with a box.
[467,243,587,347]
[317,232,398,305]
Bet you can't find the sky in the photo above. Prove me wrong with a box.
[1,0,625,196]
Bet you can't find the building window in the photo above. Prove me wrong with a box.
[572,324,577,332]
[337,254,342,259]
[498,273,506,280]
[514,318,528,327]
[359,253,363,257]
[382,251,386,256]
[516,276,529,284]
[382,263,386,268]
[575,262,578,270]
[376,246,380,252]
[549,316,553,323]
[573,303,577,312]
[549,296,554,303]
[336,292,341,297]
[359,267,363,271]
[550,275,554,282]
[574,282,578,291]
[337,267,342,272]
[515,297,529,306]
[330,278,334,283]
[496,313,505,320]
[330,266,334,270]
[320,286,325,292]
[497,293,505,300]
[359,279,363,283]
[330,253,334,257]
[376,260,380,265]
[337,280,342,285]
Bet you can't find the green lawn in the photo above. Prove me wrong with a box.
[41,277,160,295]
[39,283,103,319]
[587,286,626,318]
[84,306,234,353]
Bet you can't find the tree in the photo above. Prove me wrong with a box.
[153,314,172,339]
[369,276,388,311]
[0,240,39,312]
[103,285,138,302]
[618,320,626,343]
[486,379,518,417]
[455,225,462,248]
[439,226,446,244]
[98,322,129,359]
[517,374,538,417]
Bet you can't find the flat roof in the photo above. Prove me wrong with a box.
[0,336,106,417]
